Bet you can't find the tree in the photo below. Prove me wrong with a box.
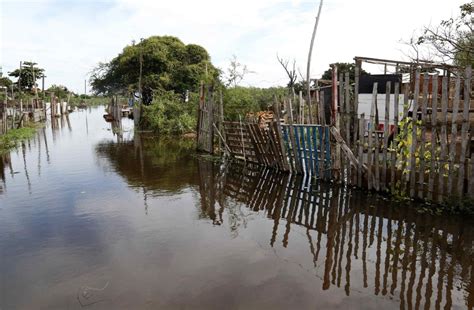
[0,77,12,89]
[47,84,70,99]
[224,55,253,88]
[90,36,220,97]
[321,63,369,82]
[8,61,45,91]
[276,54,298,95]
[415,2,473,66]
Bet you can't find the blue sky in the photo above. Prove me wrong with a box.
[0,0,467,93]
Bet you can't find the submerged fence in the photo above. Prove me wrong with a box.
[197,64,473,204]
[337,66,473,202]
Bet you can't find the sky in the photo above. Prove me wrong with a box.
[0,0,467,94]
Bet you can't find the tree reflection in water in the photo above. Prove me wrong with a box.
[197,160,474,310]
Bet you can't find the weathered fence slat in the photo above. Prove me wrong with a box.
[382,81,390,190]
[438,76,449,202]
[458,66,472,196]
[409,69,421,197]
[428,75,439,201]
[417,74,429,199]
[391,83,400,192]
[358,113,365,188]
[368,83,378,190]
[448,73,461,195]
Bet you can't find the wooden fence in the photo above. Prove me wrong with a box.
[337,66,473,202]
[196,64,473,204]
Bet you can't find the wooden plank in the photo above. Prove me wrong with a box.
[417,74,429,199]
[457,66,472,196]
[299,126,310,173]
[294,126,304,173]
[306,126,315,176]
[358,113,365,188]
[282,125,294,172]
[469,156,474,199]
[313,125,319,178]
[368,83,378,190]
[345,72,351,146]
[391,83,400,192]
[427,75,439,201]
[330,126,365,172]
[286,100,302,173]
[354,63,360,151]
[299,91,304,124]
[273,121,290,171]
[318,126,325,178]
[447,73,461,196]
[438,76,449,202]
[409,69,421,197]
[382,81,391,190]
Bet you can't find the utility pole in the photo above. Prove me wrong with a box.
[19,61,22,96]
[306,0,323,124]
[84,79,87,96]
[138,38,143,104]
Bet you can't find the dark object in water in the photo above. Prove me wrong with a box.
[103,114,114,122]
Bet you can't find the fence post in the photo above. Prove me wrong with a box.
[458,66,472,196]
[409,69,421,198]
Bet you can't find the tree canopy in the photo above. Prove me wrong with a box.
[8,61,45,91]
[416,2,473,66]
[90,36,220,99]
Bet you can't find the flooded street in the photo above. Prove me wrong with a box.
[0,106,473,309]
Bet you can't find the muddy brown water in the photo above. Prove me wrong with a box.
[0,106,473,309]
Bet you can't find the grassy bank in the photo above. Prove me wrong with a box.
[0,127,37,155]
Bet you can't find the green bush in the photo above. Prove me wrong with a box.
[0,126,36,154]
[223,86,287,121]
[140,91,197,135]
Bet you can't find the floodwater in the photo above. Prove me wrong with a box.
[0,106,473,310]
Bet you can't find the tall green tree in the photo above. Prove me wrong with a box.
[416,2,473,66]
[90,36,220,98]
[8,61,45,91]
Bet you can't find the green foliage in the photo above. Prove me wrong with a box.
[0,76,12,89]
[90,36,220,96]
[321,63,369,82]
[140,91,197,135]
[417,2,473,66]
[8,61,45,91]
[0,127,36,154]
[47,84,70,99]
[223,86,287,120]
[394,116,448,178]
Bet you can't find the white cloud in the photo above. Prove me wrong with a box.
[0,0,466,93]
